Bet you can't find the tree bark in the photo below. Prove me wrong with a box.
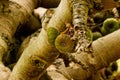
[0,0,37,65]
[0,0,38,79]
[7,0,120,80]
[58,29,120,80]
[9,0,71,79]
[0,0,37,62]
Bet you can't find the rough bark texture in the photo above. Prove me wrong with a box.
[0,0,38,79]
[7,0,120,80]
[0,0,37,59]
[59,29,120,80]
[0,0,37,64]
[9,0,71,79]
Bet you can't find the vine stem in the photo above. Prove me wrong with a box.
[71,0,92,53]
[67,0,97,72]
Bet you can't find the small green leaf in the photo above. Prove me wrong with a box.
[47,27,59,45]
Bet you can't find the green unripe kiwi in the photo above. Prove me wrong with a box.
[86,29,93,41]
[47,27,59,45]
[93,32,102,40]
[101,18,120,35]
[55,34,74,53]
